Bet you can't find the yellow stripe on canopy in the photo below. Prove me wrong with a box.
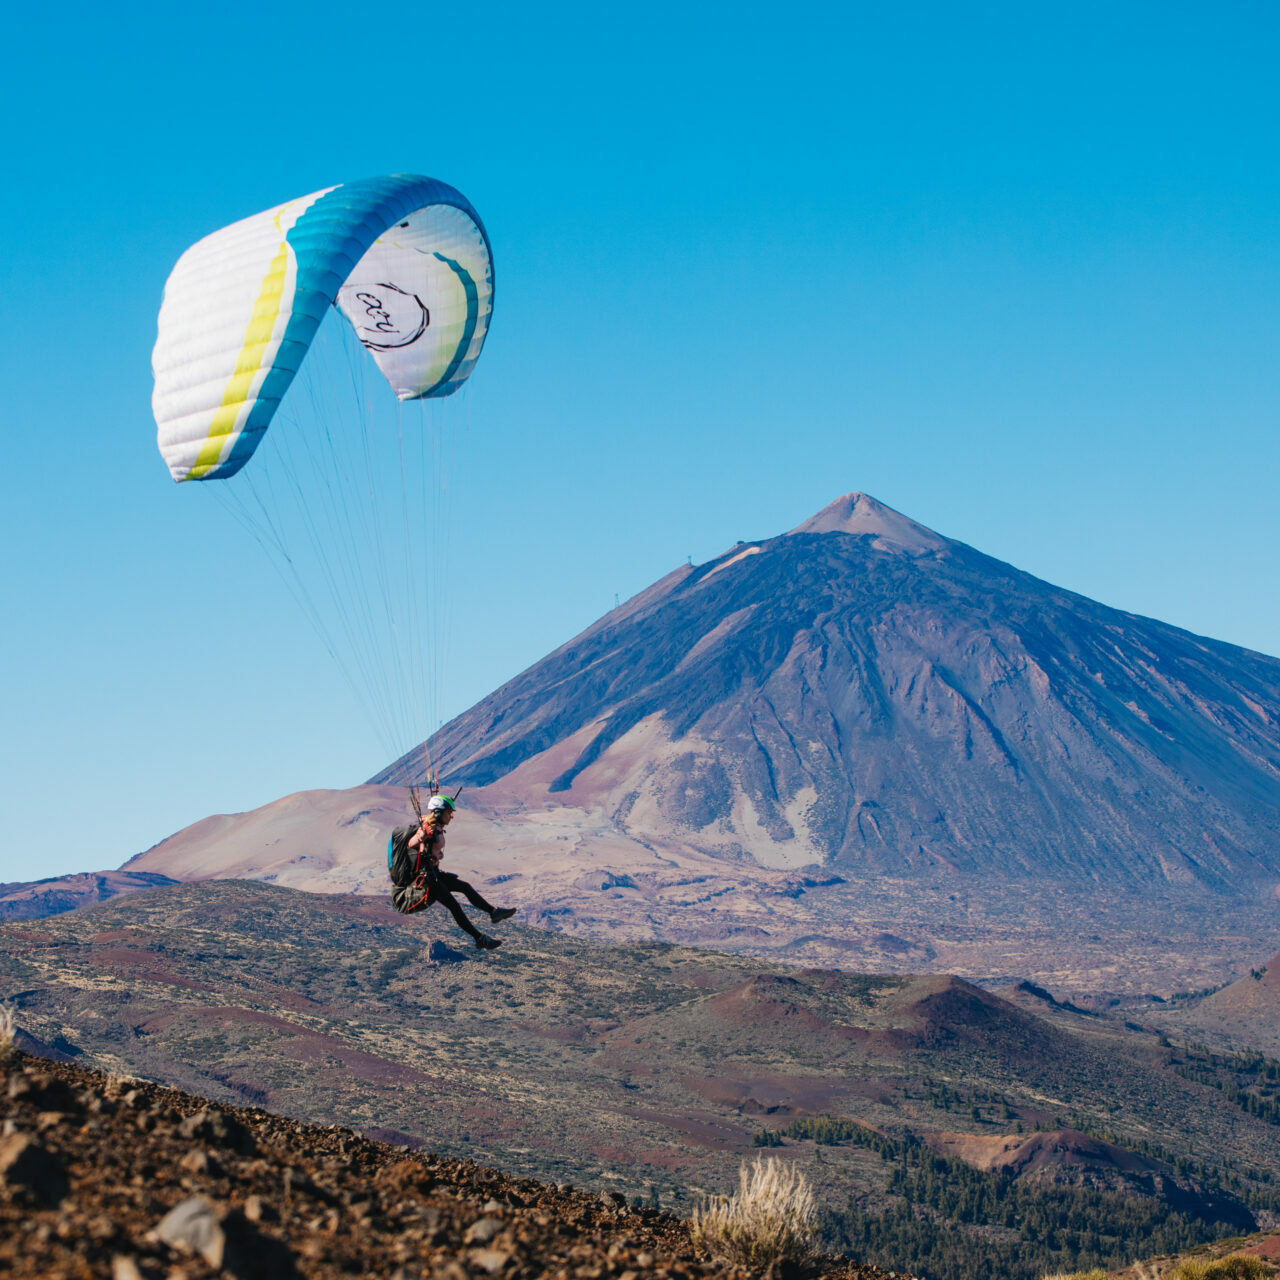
[188,202,296,481]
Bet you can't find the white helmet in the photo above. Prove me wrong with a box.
[425,794,456,814]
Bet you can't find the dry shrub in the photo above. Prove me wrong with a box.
[690,1155,816,1269]
[1043,1255,1272,1280]
[0,1002,15,1062]
[1173,1256,1272,1280]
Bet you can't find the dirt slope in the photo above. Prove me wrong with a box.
[0,1050,902,1280]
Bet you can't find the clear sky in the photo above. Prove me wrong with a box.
[2,1,1277,882]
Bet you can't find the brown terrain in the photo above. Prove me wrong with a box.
[0,1050,899,1280]
[1145,950,1280,1056]
[95,492,1280,996]
[101,780,1280,1000]
[5,880,1280,1280]
[928,1127,1169,1176]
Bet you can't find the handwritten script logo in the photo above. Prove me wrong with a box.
[338,281,429,349]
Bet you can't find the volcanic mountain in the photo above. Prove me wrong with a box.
[375,492,1280,892]
[122,493,1280,988]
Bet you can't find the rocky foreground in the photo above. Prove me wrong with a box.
[0,1051,907,1280]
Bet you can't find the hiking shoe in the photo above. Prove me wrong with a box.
[489,907,516,924]
[475,934,503,950]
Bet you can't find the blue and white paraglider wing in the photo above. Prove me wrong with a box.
[152,175,494,482]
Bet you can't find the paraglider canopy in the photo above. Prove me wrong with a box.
[152,175,494,482]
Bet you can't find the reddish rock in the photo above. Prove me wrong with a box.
[0,1049,902,1280]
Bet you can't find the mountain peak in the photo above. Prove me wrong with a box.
[788,492,948,554]
[363,482,1280,900]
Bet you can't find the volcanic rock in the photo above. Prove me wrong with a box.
[179,1106,255,1154]
[154,1195,296,1278]
[428,938,469,964]
[0,1132,68,1205]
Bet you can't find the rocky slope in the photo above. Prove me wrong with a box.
[1091,1230,1280,1278]
[0,1050,896,1280]
[1141,949,1280,1056]
[924,1127,1251,1228]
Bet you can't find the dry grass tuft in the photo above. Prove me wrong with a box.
[1171,1256,1272,1280]
[689,1155,816,1269]
[105,1070,145,1094]
[1043,1255,1273,1280]
[0,1002,16,1062]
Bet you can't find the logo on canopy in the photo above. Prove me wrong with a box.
[338,282,430,349]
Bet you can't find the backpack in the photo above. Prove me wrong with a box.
[387,825,432,888]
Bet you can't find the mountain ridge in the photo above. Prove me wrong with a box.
[0,870,178,921]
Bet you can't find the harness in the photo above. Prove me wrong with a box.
[388,823,442,913]
[400,879,435,914]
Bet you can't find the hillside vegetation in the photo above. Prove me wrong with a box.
[5,882,1280,1279]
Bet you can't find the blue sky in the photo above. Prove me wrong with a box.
[2,2,1277,881]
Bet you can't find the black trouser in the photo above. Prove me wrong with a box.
[427,871,494,939]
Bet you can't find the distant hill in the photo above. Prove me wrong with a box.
[0,870,176,920]
[925,1128,1252,1230]
[5,880,1280,1279]
[1148,949,1280,1056]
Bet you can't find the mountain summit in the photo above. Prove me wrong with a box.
[788,491,947,553]
[376,492,1280,891]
